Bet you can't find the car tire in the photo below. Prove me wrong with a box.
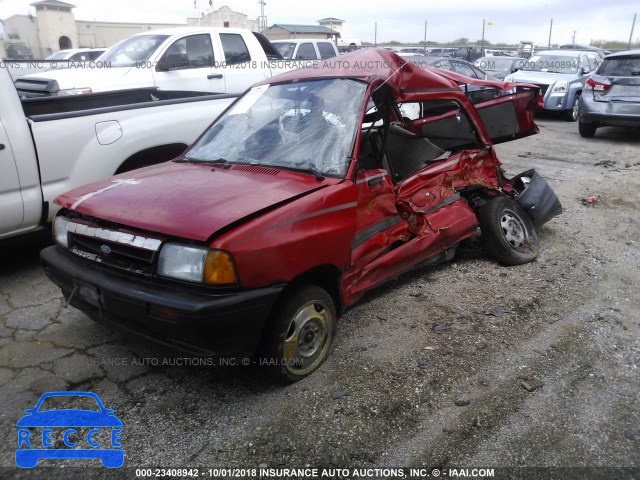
[478,197,539,266]
[579,120,597,138]
[563,93,580,122]
[261,284,336,383]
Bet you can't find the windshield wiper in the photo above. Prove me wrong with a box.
[276,165,325,181]
[175,157,232,168]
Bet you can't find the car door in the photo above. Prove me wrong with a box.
[218,32,264,93]
[153,33,225,93]
[0,120,25,235]
[295,43,319,60]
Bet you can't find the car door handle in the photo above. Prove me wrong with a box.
[368,177,383,187]
[207,73,223,79]
[0,144,5,151]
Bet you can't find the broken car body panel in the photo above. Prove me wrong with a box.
[41,48,561,362]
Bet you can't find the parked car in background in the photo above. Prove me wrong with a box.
[558,44,610,60]
[0,61,235,240]
[46,48,108,62]
[504,49,600,121]
[452,46,485,62]
[410,56,499,81]
[424,47,456,57]
[474,56,528,80]
[16,28,286,97]
[578,50,640,137]
[41,49,560,383]
[5,43,33,60]
[271,39,338,60]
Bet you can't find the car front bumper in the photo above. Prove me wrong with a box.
[41,246,284,357]
[579,93,640,127]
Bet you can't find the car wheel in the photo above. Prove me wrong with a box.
[563,94,580,122]
[478,197,539,266]
[579,120,597,138]
[261,284,336,383]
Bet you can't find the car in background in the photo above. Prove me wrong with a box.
[46,48,108,62]
[558,44,610,60]
[5,43,33,60]
[578,50,640,137]
[452,46,485,62]
[424,47,456,57]
[271,39,338,60]
[409,56,499,81]
[474,56,528,80]
[504,49,600,121]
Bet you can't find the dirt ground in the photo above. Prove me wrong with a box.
[1,117,639,479]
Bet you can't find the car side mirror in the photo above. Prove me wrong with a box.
[580,66,590,75]
[24,408,35,414]
[105,409,115,414]
[156,60,170,72]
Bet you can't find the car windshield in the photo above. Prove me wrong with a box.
[272,42,296,59]
[46,51,70,60]
[38,395,101,412]
[99,34,169,67]
[597,56,640,76]
[186,79,367,178]
[522,54,580,74]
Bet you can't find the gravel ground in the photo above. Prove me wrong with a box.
[0,117,638,479]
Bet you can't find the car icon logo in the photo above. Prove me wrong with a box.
[15,391,123,468]
[100,245,112,255]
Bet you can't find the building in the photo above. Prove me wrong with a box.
[263,24,340,41]
[1,2,256,59]
[317,17,344,34]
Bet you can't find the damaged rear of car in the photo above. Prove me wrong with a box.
[41,49,561,382]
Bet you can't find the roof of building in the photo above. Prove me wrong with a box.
[317,17,345,23]
[31,0,76,8]
[268,24,338,34]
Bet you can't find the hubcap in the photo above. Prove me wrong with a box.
[283,301,333,375]
[500,209,527,248]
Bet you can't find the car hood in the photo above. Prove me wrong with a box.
[16,410,123,427]
[55,162,329,242]
[509,70,578,85]
[21,66,153,92]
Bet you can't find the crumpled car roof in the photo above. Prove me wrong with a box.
[262,48,461,92]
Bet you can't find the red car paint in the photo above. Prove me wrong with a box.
[46,48,546,343]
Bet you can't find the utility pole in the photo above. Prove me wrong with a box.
[572,30,577,44]
[548,18,553,48]
[374,22,378,47]
[481,18,486,49]
[258,0,267,33]
[423,20,427,53]
[629,13,637,49]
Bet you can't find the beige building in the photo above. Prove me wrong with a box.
[263,24,340,41]
[1,1,257,59]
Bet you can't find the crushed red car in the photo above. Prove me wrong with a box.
[41,49,562,382]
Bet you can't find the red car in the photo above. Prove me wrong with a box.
[41,49,561,382]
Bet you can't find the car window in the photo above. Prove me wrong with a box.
[433,60,451,70]
[295,43,317,60]
[273,42,296,59]
[220,33,251,65]
[38,395,102,412]
[586,54,598,72]
[88,51,104,60]
[452,62,478,78]
[317,42,337,59]
[160,34,214,70]
[597,56,640,76]
[68,52,87,61]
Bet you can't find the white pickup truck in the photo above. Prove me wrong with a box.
[0,64,237,239]
[15,27,286,97]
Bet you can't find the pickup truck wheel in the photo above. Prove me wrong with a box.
[478,197,539,266]
[563,94,580,122]
[579,121,597,138]
[262,285,336,383]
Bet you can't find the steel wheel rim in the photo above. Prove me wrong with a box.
[572,98,579,120]
[500,209,527,249]
[283,300,333,375]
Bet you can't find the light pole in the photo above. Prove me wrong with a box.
[374,22,378,47]
[548,18,553,49]
[629,14,637,49]
[572,30,577,44]
[423,20,427,53]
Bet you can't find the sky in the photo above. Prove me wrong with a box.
[0,0,638,46]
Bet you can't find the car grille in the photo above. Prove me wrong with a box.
[533,83,550,96]
[66,224,162,276]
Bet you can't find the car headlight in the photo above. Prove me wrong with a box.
[157,243,237,285]
[552,81,568,94]
[56,88,93,96]
[53,215,70,248]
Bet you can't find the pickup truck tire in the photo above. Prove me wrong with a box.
[261,284,336,383]
[578,121,597,138]
[563,93,580,122]
[478,196,539,266]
